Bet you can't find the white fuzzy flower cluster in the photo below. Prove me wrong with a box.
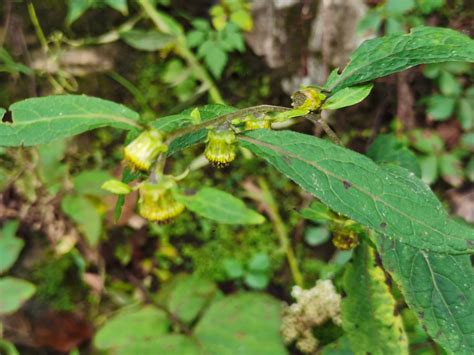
[281,279,342,354]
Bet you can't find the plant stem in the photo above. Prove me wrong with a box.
[256,178,304,287]
[165,105,290,144]
[138,0,225,103]
[27,2,49,52]
[306,113,342,145]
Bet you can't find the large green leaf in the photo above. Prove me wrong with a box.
[342,243,408,354]
[61,195,102,246]
[377,237,474,354]
[194,293,287,354]
[325,27,474,92]
[0,220,23,273]
[0,277,36,314]
[0,95,140,147]
[372,165,474,354]
[157,274,221,324]
[239,130,473,254]
[94,306,171,350]
[177,187,265,225]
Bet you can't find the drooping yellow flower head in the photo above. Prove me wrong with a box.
[291,87,326,112]
[332,230,359,250]
[204,129,237,168]
[138,179,185,223]
[124,129,167,172]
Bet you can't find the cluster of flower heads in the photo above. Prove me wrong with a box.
[120,86,327,224]
[121,112,278,223]
[281,279,342,354]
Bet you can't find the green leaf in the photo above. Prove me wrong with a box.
[37,140,67,193]
[230,9,253,31]
[0,48,33,76]
[342,243,408,354]
[61,195,102,246]
[186,30,206,48]
[202,43,228,79]
[367,133,421,177]
[162,274,220,324]
[101,179,132,195]
[66,0,94,25]
[73,169,113,196]
[410,129,444,154]
[104,0,128,15]
[418,155,439,185]
[247,253,270,272]
[457,98,473,130]
[0,95,139,147]
[94,306,171,350]
[239,130,474,254]
[0,277,36,314]
[0,220,23,273]
[417,0,445,14]
[0,339,19,355]
[357,10,382,35]
[304,226,331,246]
[322,84,373,110]
[194,293,287,354]
[386,0,415,14]
[120,29,175,51]
[223,259,245,279]
[385,18,405,35]
[177,187,265,225]
[426,94,456,120]
[326,27,474,92]
[299,201,334,223]
[439,71,462,96]
[244,272,269,290]
[439,153,464,187]
[376,237,474,354]
[115,335,199,355]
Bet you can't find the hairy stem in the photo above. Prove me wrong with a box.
[306,113,342,145]
[27,2,48,52]
[165,105,290,144]
[256,178,304,287]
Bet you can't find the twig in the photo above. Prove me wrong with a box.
[305,113,342,145]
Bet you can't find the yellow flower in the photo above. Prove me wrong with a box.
[204,129,237,168]
[332,230,359,250]
[138,180,185,223]
[244,115,272,130]
[291,87,326,112]
[124,129,167,171]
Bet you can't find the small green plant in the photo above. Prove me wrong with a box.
[1,22,474,355]
[422,62,473,129]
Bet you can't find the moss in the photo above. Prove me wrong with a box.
[32,253,86,311]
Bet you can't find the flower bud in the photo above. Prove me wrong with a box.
[204,129,237,168]
[124,129,167,172]
[138,180,185,223]
[291,87,326,112]
[332,230,359,250]
[244,114,272,131]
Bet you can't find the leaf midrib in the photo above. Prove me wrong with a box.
[3,112,140,128]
